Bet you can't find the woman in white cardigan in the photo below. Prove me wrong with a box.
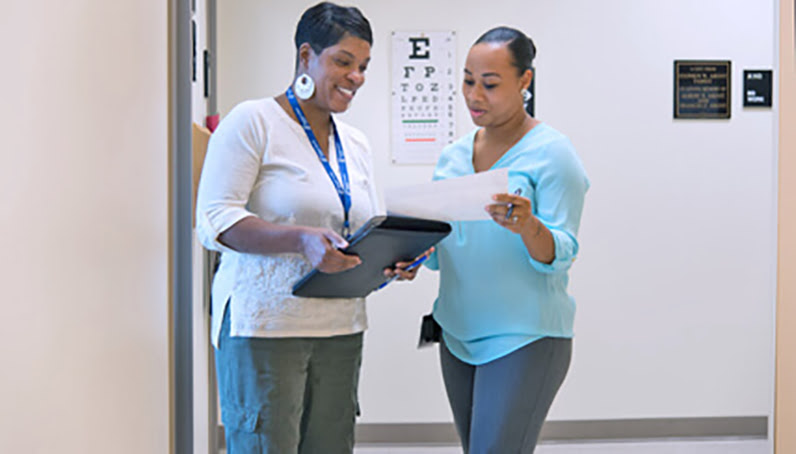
[196,3,419,452]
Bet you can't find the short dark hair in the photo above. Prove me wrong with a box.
[474,26,536,75]
[294,2,372,63]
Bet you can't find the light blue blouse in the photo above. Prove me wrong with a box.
[426,123,589,365]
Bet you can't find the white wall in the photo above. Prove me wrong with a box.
[193,1,209,124]
[218,0,777,423]
[0,2,170,452]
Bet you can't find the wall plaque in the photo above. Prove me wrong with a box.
[743,69,773,107]
[674,60,731,119]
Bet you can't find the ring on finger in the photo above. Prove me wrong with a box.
[512,216,519,223]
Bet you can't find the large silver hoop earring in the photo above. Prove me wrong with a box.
[294,73,315,100]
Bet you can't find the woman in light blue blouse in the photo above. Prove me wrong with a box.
[425,26,589,453]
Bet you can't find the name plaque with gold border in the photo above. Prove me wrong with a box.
[674,60,731,119]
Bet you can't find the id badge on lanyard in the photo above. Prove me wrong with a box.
[286,87,352,239]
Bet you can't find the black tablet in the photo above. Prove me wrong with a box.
[291,215,451,298]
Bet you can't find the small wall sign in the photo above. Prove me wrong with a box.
[743,70,773,107]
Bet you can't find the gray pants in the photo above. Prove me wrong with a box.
[215,305,363,454]
[439,337,572,454]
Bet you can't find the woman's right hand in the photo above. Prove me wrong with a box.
[299,227,362,273]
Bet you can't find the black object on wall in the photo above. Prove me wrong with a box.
[192,19,197,82]
[743,69,773,107]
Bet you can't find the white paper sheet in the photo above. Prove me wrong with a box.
[385,168,509,222]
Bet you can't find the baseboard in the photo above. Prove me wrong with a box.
[217,416,767,448]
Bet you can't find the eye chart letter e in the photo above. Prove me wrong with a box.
[391,31,456,164]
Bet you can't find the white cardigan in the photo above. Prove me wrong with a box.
[196,98,383,346]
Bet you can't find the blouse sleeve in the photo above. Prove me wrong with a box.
[195,102,265,253]
[527,139,589,273]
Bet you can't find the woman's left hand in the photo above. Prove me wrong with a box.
[486,193,534,234]
[383,247,435,282]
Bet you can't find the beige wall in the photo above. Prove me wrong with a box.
[0,2,170,453]
[777,0,796,451]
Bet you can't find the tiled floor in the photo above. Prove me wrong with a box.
[353,438,769,454]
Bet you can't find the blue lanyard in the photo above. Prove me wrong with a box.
[286,87,352,239]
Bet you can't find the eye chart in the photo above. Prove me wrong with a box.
[391,31,456,164]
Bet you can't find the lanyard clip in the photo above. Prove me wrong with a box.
[342,213,351,240]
